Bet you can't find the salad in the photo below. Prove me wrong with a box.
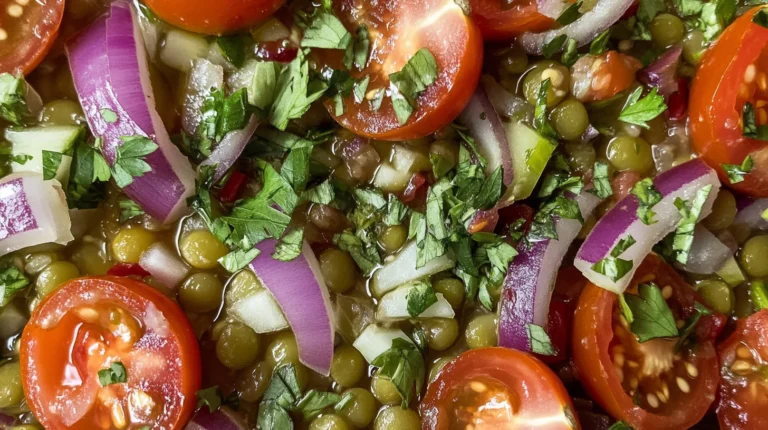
[0,0,766,429]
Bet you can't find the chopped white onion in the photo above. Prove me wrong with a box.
[139,242,190,289]
[182,58,224,135]
[199,115,259,182]
[231,288,290,333]
[376,284,455,322]
[352,324,412,364]
[371,241,456,298]
[677,226,733,275]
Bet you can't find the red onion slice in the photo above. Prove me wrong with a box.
[518,0,635,55]
[480,75,534,124]
[498,190,601,353]
[638,45,683,96]
[458,86,514,186]
[677,226,733,275]
[200,115,260,182]
[249,240,334,375]
[575,160,720,293]
[67,3,195,224]
[186,407,246,430]
[734,198,768,231]
[139,243,190,289]
[0,173,73,258]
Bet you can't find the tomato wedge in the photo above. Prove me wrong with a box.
[0,0,64,75]
[421,347,579,429]
[572,255,723,430]
[717,309,768,429]
[20,277,201,430]
[143,0,286,34]
[317,0,483,140]
[469,0,554,40]
[690,6,768,197]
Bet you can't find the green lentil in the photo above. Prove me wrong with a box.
[216,322,260,370]
[331,345,365,388]
[318,248,357,293]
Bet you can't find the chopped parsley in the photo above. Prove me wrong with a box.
[196,88,250,154]
[561,38,580,67]
[676,302,712,349]
[542,34,567,58]
[270,49,329,131]
[754,9,768,28]
[389,48,438,125]
[0,73,31,125]
[66,139,109,209]
[384,194,409,226]
[638,0,666,22]
[556,1,582,25]
[42,150,64,181]
[299,10,352,50]
[630,177,662,225]
[344,25,370,71]
[591,235,636,282]
[273,228,304,262]
[672,185,713,264]
[371,338,425,407]
[618,87,667,129]
[533,79,557,140]
[589,29,612,55]
[98,362,127,386]
[721,155,754,184]
[119,199,145,223]
[590,161,613,198]
[216,36,246,67]
[741,102,768,140]
[109,135,159,188]
[196,386,224,412]
[0,263,29,305]
[301,179,335,205]
[751,280,768,310]
[607,421,636,430]
[406,280,438,317]
[527,324,556,355]
[623,282,679,342]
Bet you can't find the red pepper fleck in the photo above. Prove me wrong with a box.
[667,78,689,121]
[107,263,150,278]
[219,171,248,203]
[467,209,500,234]
[402,172,429,209]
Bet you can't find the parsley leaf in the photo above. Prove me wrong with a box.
[196,386,223,412]
[281,147,312,191]
[302,180,335,205]
[556,1,582,25]
[42,150,64,181]
[98,362,127,386]
[754,9,768,28]
[110,135,159,188]
[119,199,145,223]
[333,230,381,275]
[591,161,613,198]
[589,29,612,55]
[0,263,29,305]
[294,390,343,420]
[406,280,439,317]
[543,34,567,58]
[384,194,409,226]
[741,102,768,140]
[608,422,636,430]
[638,0,666,22]
[618,87,667,129]
[371,338,425,407]
[300,11,352,50]
[561,37,581,67]
[0,73,31,125]
[216,36,246,67]
[219,248,261,273]
[388,48,438,125]
[676,301,712,349]
[344,25,370,71]
[624,282,679,342]
[751,280,768,311]
[270,49,329,131]
[631,177,663,225]
[66,140,109,209]
[533,78,558,140]
[591,235,636,282]
[672,185,713,264]
[527,324,556,355]
[198,88,250,147]
[273,228,304,261]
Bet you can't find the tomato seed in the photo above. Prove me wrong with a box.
[647,393,659,408]
[746,64,757,83]
[469,381,487,393]
[614,353,625,367]
[630,377,639,389]
[111,403,127,429]
[6,4,22,17]
[661,285,673,299]
[75,307,100,324]
[657,390,668,403]
[0,29,6,41]
[16,0,29,5]
[731,360,753,375]
[662,382,670,400]
[759,73,768,91]
[685,362,699,378]
[615,367,624,383]
[627,360,639,369]
[737,346,752,359]
[676,377,690,393]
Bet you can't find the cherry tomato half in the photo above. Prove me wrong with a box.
[143,0,286,34]
[689,6,768,197]
[316,0,483,140]
[0,0,64,75]
[20,277,201,430]
[572,255,723,430]
[716,309,768,429]
[469,0,554,40]
[421,347,579,429]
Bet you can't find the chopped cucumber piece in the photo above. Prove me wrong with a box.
[6,125,82,185]
[502,121,556,201]
[160,29,210,72]
[716,255,746,287]
[372,162,411,193]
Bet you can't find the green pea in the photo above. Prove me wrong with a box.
[36,261,80,297]
[70,243,111,275]
[421,318,459,351]
[310,414,352,430]
[181,230,229,269]
[378,225,407,254]
[550,99,589,141]
[522,62,571,107]
[238,361,273,402]
[39,99,84,126]
[112,227,156,264]
[371,372,401,405]
[433,278,465,309]
[331,345,365,387]
[465,314,498,349]
[266,331,300,367]
[319,248,357,293]
[650,14,685,48]
[740,235,768,278]
[703,189,737,232]
[429,139,459,173]
[497,46,529,75]
[0,362,24,409]
[428,357,453,383]
[179,273,223,313]
[606,136,654,173]
[697,279,734,315]
[682,30,706,65]
[216,322,260,370]
[337,388,376,428]
[373,406,421,430]
[564,142,597,175]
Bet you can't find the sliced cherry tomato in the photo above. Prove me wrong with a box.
[143,0,285,34]
[106,263,151,278]
[421,347,579,429]
[690,6,768,197]
[572,255,722,429]
[317,0,483,140]
[571,51,642,103]
[0,0,64,75]
[716,309,768,429]
[218,171,248,203]
[469,0,554,40]
[20,277,201,430]
[538,267,588,365]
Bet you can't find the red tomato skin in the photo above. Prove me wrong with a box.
[689,6,768,197]
[0,0,64,75]
[107,263,151,278]
[716,309,768,430]
[421,347,579,429]
[572,256,720,430]
[143,0,286,34]
[469,0,554,40]
[20,277,201,430]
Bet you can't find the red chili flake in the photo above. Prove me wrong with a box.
[401,172,428,208]
[667,78,689,121]
[219,171,248,203]
[467,209,500,234]
[107,263,150,278]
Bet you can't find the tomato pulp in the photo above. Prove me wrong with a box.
[421,348,579,429]
[717,309,768,429]
[690,6,768,197]
[143,0,286,34]
[469,0,554,40]
[20,277,201,430]
[0,0,64,75]
[572,255,723,429]
[316,0,483,140]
